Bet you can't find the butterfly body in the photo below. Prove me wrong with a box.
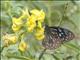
[42,25,75,50]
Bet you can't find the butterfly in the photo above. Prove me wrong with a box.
[42,25,75,50]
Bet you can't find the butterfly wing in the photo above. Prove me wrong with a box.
[50,27,75,42]
[42,26,75,50]
[42,26,62,50]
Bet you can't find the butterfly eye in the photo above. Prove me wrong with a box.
[42,25,75,50]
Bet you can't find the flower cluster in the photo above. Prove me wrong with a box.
[2,34,17,47]
[12,9,45,40]
[2,9,45,52]
[2,33,28,52]
[26,9,45,32]
[26,9,45,40]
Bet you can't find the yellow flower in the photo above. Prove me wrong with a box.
[36,27,44,34]
[35,27,45,40]
[2,34,17,47]
[12,17,23,32]
[26,15,36,32]
[30,9,45,22]
[21,8,30,18]
[9,36,17,44]
[26,21,36,32]
[37,21,42,28]
[26,15,36,26]
[27,25,35,32]
[12,17,22,26]
[29,15,37,21]
[36,34,45,40]
[12,23,21,32]
[18,41,27,52]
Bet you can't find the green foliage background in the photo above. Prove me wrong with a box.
[1,1,80,60]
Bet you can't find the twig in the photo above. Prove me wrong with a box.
[58,3,68,26]
[51,54,60,60]
[39,48,47,60]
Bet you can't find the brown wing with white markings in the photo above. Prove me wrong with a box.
[42,26,75,50]
[42,26,62,50]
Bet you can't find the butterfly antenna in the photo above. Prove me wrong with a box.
[39,48,47,60]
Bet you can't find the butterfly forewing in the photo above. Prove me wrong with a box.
[50,27,74,42]
[42,25,75,50]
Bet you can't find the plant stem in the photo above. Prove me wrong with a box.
[51,54,60,60]
[0,46,5,53]
[39,48,47,60]
[58,3,68,26]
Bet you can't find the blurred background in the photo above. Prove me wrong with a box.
[1,1,80,60]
